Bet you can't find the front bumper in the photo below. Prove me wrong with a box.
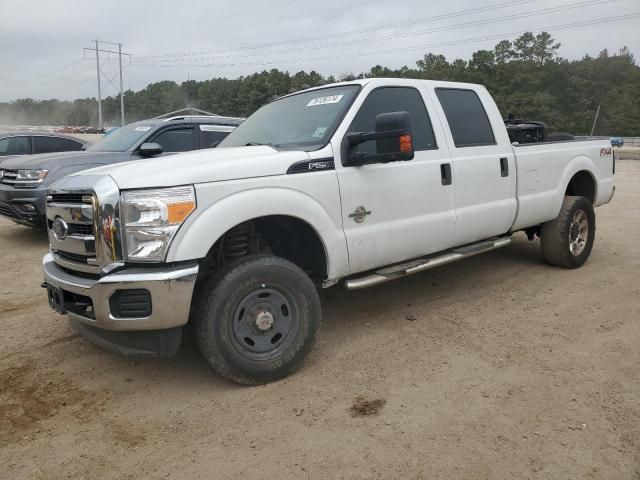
[42,253,199,331]
[0,184,46,226]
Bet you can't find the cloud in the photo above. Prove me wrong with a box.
[0,0,638,101]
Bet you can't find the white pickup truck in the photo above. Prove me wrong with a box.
[42,78,615,384]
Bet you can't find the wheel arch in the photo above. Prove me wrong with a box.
[565,169,597,204]
[166,187,349,280]
[551,155,599,220]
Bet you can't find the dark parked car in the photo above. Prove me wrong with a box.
[0,115,243,227]
[610,137,624,147]
[0,132,87,159]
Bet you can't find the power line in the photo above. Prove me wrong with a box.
[2,59,89,91]
[132,12,640,70]
[137,0,620,65]
[139,0,543,61]
[1,64,96,96]
[139,0,308,35]
[137,0,393,60]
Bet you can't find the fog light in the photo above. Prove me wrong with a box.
[21,203,36,212]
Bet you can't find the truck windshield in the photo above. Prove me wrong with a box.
[219,85,360,151]
[86,124,154,152]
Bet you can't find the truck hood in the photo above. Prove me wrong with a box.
[73,146,311,189]
[0,151,130,171]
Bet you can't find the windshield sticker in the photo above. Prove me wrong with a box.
[312,127,328,138]
[134,126,151,132]
[306,94,344,107]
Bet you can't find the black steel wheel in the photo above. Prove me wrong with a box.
[230,286,300,361]
[193,255,321,385]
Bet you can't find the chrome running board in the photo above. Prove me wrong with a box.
[344,237,512,290]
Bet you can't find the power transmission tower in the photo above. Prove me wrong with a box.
[84,40,131,129]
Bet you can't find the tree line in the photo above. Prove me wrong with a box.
[1,33,638,136]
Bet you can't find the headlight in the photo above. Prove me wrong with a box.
[13,169,48,187]
[122,186,196,262]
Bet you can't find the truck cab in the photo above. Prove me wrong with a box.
[41,78,614,384]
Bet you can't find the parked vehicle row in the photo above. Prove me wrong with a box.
[0,115,243,226]
[38,78,614,385]
[0,131,87,158]
[610,137,624,147]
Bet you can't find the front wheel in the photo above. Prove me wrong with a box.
[541,195,596,268]
[193,255,321,385]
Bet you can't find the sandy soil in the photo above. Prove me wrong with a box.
[617,147,640,161]
[1,162,639,479]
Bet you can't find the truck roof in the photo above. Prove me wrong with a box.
[277,78,486,101]
[127,116,244,129]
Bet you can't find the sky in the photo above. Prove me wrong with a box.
[0,0,638,101]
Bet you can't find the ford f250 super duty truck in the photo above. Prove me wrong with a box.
[41,79,615,385]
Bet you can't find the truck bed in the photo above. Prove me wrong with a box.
[511,138,614,231]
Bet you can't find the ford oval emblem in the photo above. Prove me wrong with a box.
[52,217,69,240]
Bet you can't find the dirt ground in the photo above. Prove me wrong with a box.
[1,162,639,480]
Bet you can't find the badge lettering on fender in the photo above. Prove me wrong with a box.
[308,160,334,170]
[600,147,612,157]
[349,206,372,223]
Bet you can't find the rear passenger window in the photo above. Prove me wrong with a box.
[348,87,437,155]
[152,128,195,152]
[201,131,229,148]
[67,139,84,151]
[199,125,235,148]
[435,88,496,147]
[34,136,70,154]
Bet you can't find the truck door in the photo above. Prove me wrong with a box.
[335,86,456,275]
[433,87,517,245]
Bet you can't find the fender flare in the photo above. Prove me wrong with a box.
[553,155,598,217]
[166,187,349,279]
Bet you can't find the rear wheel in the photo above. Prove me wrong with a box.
[193,255,321,385]
[541,195,595,268]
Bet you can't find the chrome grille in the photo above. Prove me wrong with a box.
[1,169,17,185]
[46,174,124,275]
[49,193,87,204]
[68,223,93,236]
[47,193,100,273]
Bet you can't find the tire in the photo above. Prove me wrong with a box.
[541,196,595,268]
[193,255,321,385]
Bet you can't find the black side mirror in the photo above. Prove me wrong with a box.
[138,142,163,156]
[345,111,414,166]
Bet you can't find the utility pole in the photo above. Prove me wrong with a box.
[94,40,102,130]
[118,43,125,126]
[84,40,131,130]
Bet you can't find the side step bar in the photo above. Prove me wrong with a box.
[344,237,512,290]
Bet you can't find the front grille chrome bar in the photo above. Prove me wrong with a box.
[46,175,124,275]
